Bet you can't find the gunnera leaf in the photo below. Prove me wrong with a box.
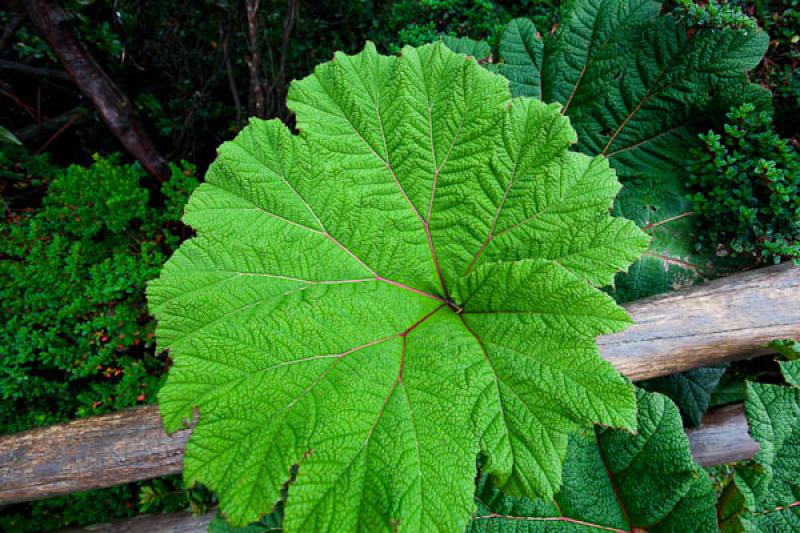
[780,360,800,387]
[448,0,768,300]
[719,363,800,531]
[440,35,491,62]
[149,42,648,531]
[640,365,727,427]
[469,389,717,532]
[209,510,281,533]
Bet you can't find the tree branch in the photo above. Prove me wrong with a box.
[275,0,298,118]
[221,26,242,128]
[245,0,266,118]
[22,0,170,182]
[0,59,70,81]
[14,106,87,144]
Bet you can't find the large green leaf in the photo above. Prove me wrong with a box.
[641,365,727,427]
[468,389,717,532]
[441,35,491,62]
[780,360,800,387]
[458,2,767,299]
[610,173,705,301]
[149,42,647,531]
[720,363,800,531]
[0,125,22,146]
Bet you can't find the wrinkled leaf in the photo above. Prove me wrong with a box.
[719,363,800,531]
[149,42,647,531]
[641,365,727,427]
[780,360,800,387]
[468,389,717,532]
[449,1,767,299]
[209,510,281,533]
[441,35,491,61]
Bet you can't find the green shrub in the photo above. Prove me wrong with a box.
[687,103,800,263]
[0,149,197,431]
[381,0,569,53]
[672,0,800,136]
[732,0,800,136]
[0,149,202,530]
[384,0,505,50]
[674,0,757,30]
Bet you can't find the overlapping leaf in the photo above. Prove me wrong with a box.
[449,0,768,299]
[468,389,717,532]
[719,363,800,531]
[441,35,491,62]
[149,42,647,531]
[641,365,727,427]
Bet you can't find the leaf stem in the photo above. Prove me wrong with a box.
[400,304,447,337]
[376,276,447,303]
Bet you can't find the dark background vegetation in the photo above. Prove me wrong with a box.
[0,0,797,530]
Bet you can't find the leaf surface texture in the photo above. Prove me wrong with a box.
[457,2,767,299]
[468,389,717,532]
[149,42,647,531]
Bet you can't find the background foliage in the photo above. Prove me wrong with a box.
[0,0,798,530]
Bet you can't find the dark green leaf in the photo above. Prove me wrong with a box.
[468,389,717,532]
[447,0,768,300]
[641,366,727,427]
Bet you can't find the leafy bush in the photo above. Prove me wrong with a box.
[381,0,570,52]
[671,0,799,137]
[149,41,648,529]
[687,103,800,264]
[732,0,800,137]
[674,0,757,30]
[0,150,197,432]
[0,148,202,530]
[386,0,504,50]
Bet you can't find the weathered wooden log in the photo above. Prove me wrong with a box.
[599,263,800,380]
[0,407,190,505]
[687,403,758,467]
[0,265,796,504]
[61,509,214,533]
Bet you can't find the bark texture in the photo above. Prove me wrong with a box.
[23,0,170,181]
[600,263,800,380]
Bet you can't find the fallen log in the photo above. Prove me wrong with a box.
[599,263,800,380]
[686,403,758,467]
[61,508,214,533]
[0,265,796,504]
[58,405,762,533]
[0,407,190,505]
